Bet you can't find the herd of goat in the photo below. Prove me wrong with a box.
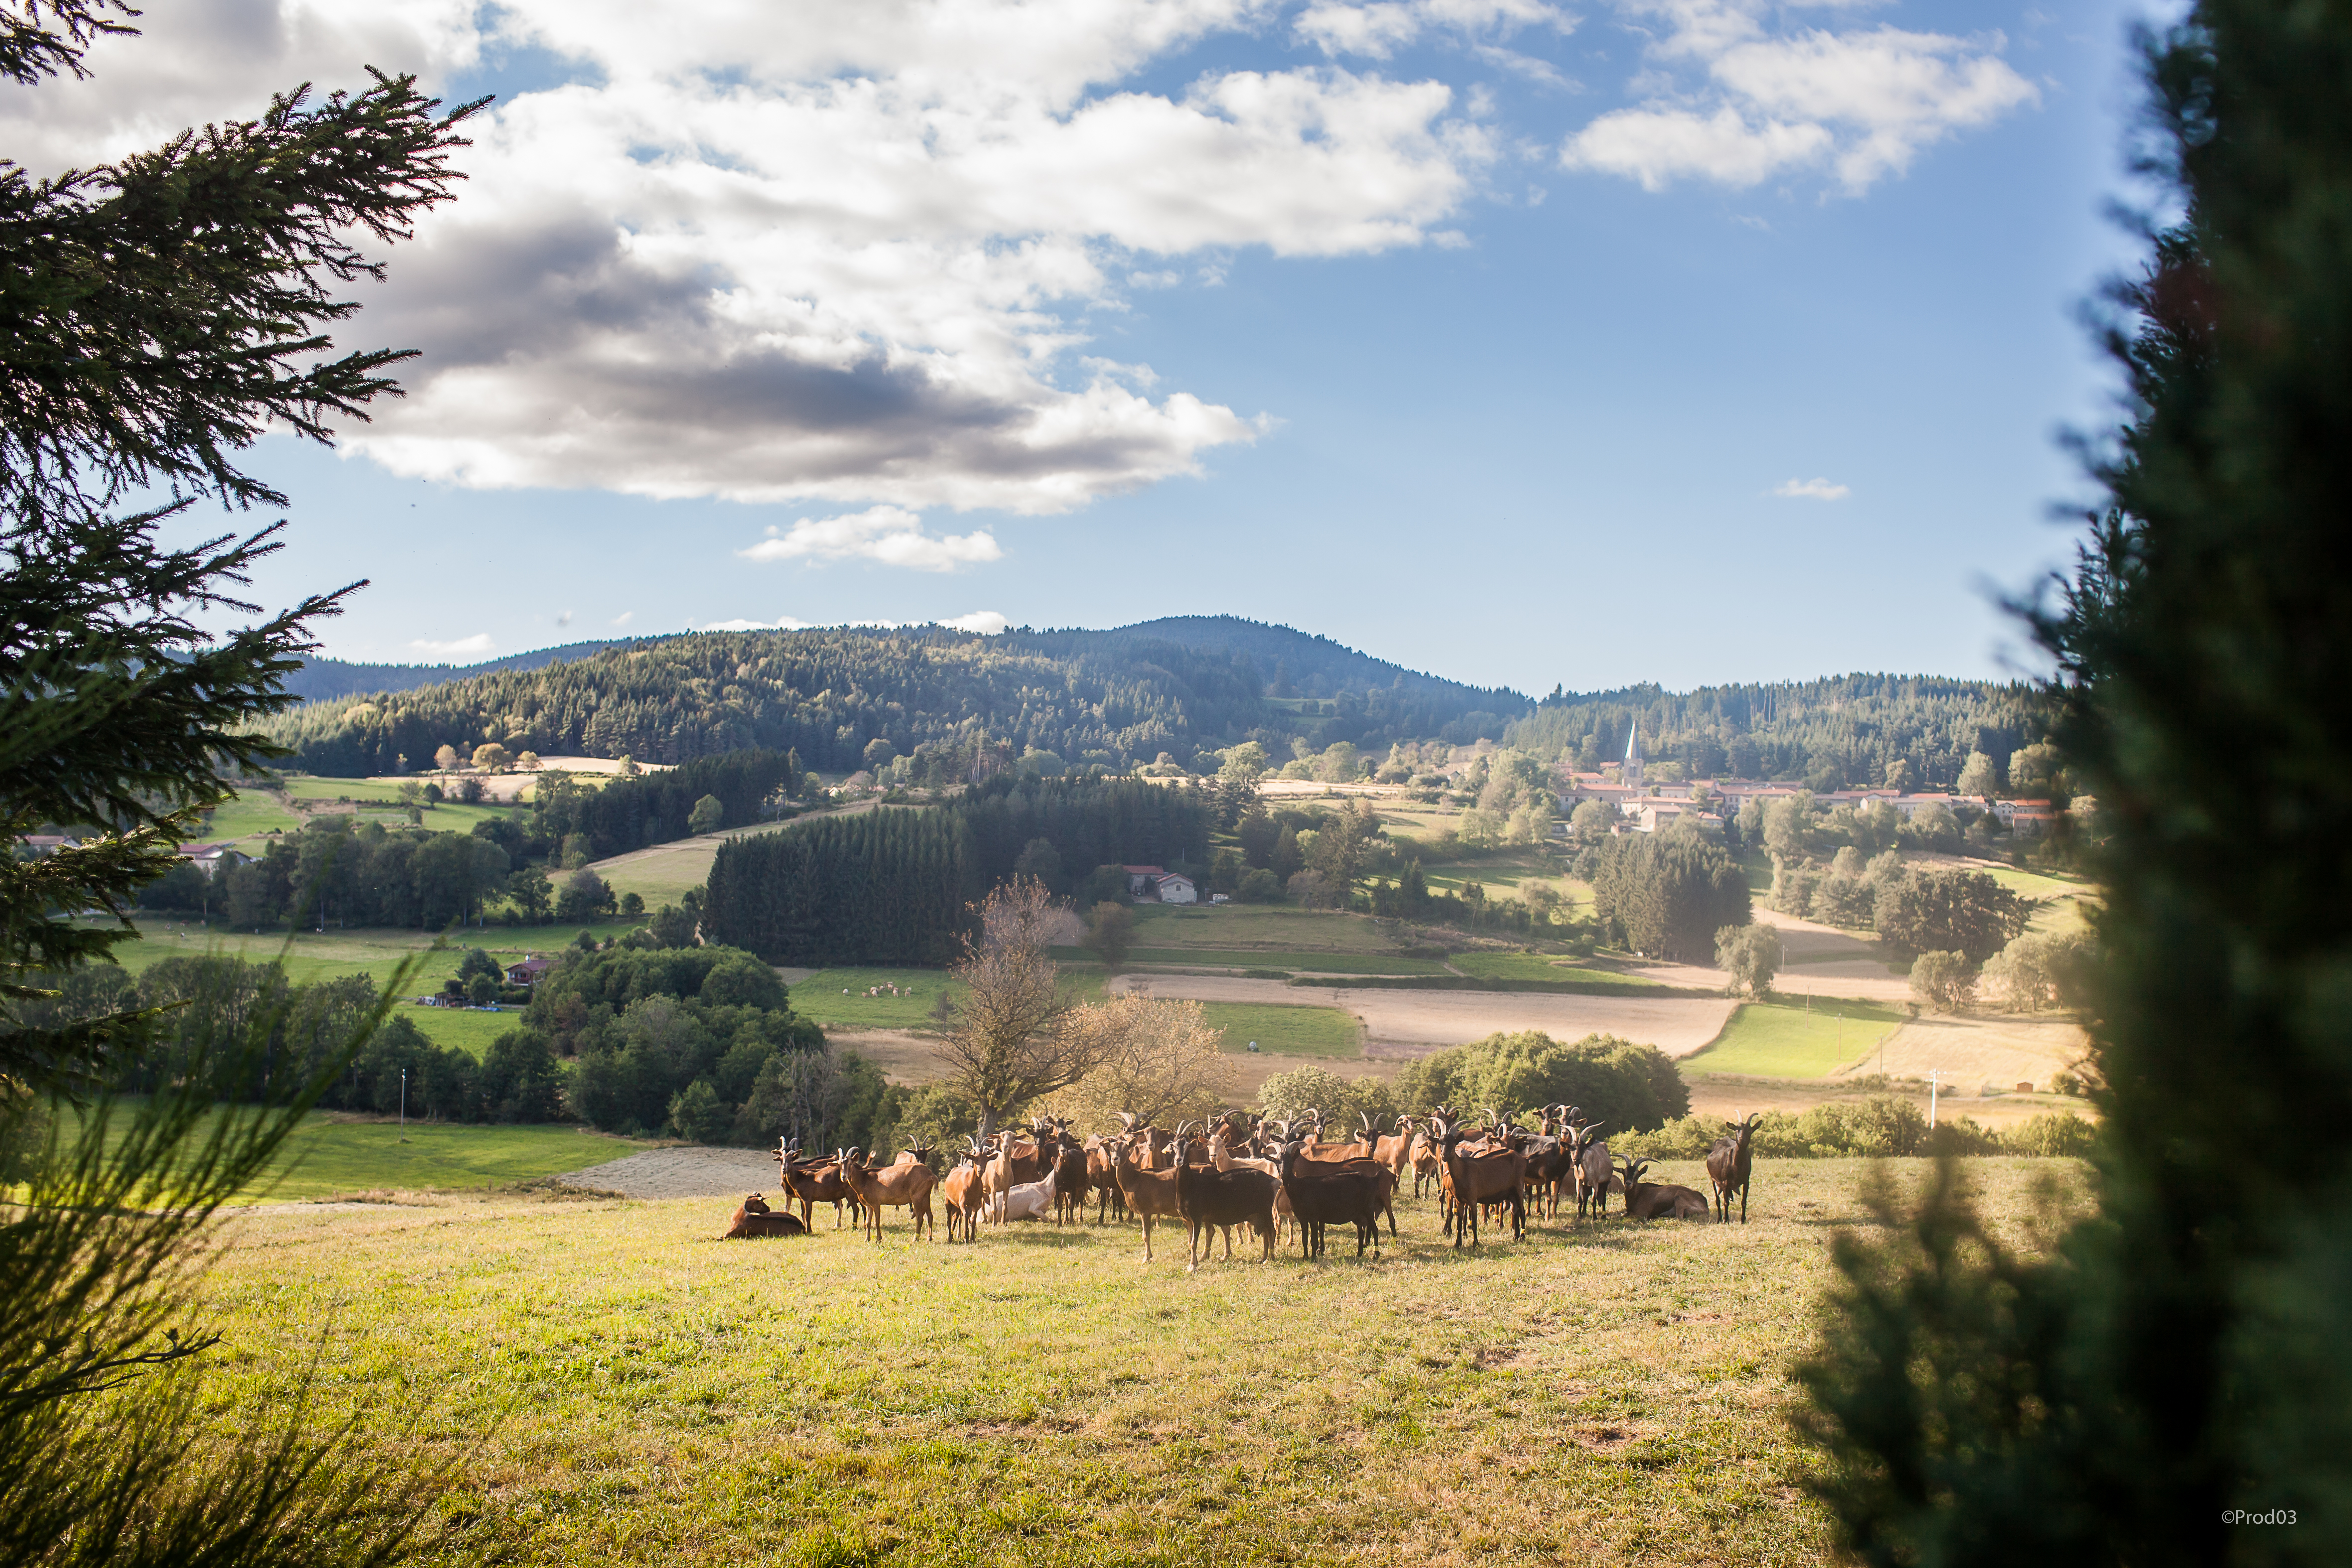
[725,1109,1766,1268]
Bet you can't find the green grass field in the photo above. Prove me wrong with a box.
[1114,947,1446,976]
[195,792,302,842]
[1683,999,1908,1079]
[1450,951,1666,988]
[250,1116,638,1201]
[1125,903,1400,953]
[96,922,638,995]
[795,968,964,1030]
[1200,1001,1362,1058]
[179,1158,2084,1566]
[404,1003,533,1058]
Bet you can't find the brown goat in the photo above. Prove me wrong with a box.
[839,1147,938,1241]
[775,1145,857,1229]
[1438,1126,1527,1246]
[941,1139,989,1242]
[1110,1130,1186,1263]
[1618,1156,1711,1221]
[722,1193,806,1238]
[1704,1113,1762,1223]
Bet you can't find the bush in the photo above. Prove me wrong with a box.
[1394,1030,1688,1132]
[1909,950,1976,1012]
[668,1078,730,1143]
[1236,868,1284,903]
[1619,1100,2099,1161]
[1255,1066,1393,1128]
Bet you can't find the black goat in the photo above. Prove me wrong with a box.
[1171,1130,1277,1270]
[1278,1139,1392,1258]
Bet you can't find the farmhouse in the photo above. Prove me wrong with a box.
[174,841,248,877]
[17,834,81,857]
[1154,872,1198,904]
[505,955,554,988]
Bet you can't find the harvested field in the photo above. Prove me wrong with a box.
[1108,973,1737,1059]
[1848,1012,2092,1095]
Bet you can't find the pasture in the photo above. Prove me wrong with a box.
[1195,1000,1363,1059]
[98,921,639,992]
[1449,951,1667,989]
[1124,903,1401,954]
[1682,1001,1907,1079]
[1108,947,1447,977]
[186,1158,2086,1566]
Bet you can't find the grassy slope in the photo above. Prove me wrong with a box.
[1126,903,1400,953]
[1683,1000,1908,1079]
[258,1118,639,1200]
[192,1160,2082,1567]
[99,922,640,991]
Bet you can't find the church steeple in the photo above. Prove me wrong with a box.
[1623,717,1644,789]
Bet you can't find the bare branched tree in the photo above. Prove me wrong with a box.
[934,878,1104,1134]
[1046,994,1232,1134]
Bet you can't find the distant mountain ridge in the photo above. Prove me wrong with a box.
[282,639,641,701]
[262,619,1525,777]
[264,618,2035,791]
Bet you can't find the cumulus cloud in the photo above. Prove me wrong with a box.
[700,616,818,632]
[411,632,497,657]
[3,0,1497,516]
[1775,476,1851,500]
[739,506,1002,571]
[1562,0,2036,192]
[940,611,1012,634]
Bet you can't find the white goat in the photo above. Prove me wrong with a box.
[986,1162,1057,1224]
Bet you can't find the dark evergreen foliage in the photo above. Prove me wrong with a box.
[531,747,797,860]
[1799,4,2352,1559]
[1589,832,1751,962]
[1509,674,2045,790]
[704,775,1212,965]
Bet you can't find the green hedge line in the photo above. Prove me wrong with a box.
[1620,1097,2099,1161]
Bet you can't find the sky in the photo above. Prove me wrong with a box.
[5,0,2161,695]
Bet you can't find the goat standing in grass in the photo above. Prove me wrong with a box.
[1276,1137,1391,1259]
[1570,1122,1614,1220]
[1704,1113,1761,1223]
[1110,1128,1185,1263]
[942,1139,989,1242]
[1438,1123,1527,1247]
[776,1142,858,1230]
[1173,1126,1278,1270]
[839,1146,939,1240]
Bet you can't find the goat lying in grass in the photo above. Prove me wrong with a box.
[986,1162,1057,1224]
[1617,1156,1711,1221]
[722,1193,806,1238]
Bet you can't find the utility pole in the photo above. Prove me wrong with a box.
[1927,1069,1943,1129]
[400,1067,408,1129]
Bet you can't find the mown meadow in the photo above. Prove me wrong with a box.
[185,1158,2088,1567]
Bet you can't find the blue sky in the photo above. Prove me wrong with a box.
[6,0,2155,694]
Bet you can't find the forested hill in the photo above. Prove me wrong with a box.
[260,621,1528,778]
[281,639,637,701]
[1507,674,2047,792]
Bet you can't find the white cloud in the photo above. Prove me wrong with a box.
[700,616,818,632]
[410,632,497,657]
[738,505,1003,571]
[1295,0,1570,60]
[1563,0,2036,192]
[1,0,1498,517]
[941,610,1012,634]
[612,611,634,627]
[1774,476,1851,499]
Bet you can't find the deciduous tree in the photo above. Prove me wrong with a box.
[933,879,1106,1134]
